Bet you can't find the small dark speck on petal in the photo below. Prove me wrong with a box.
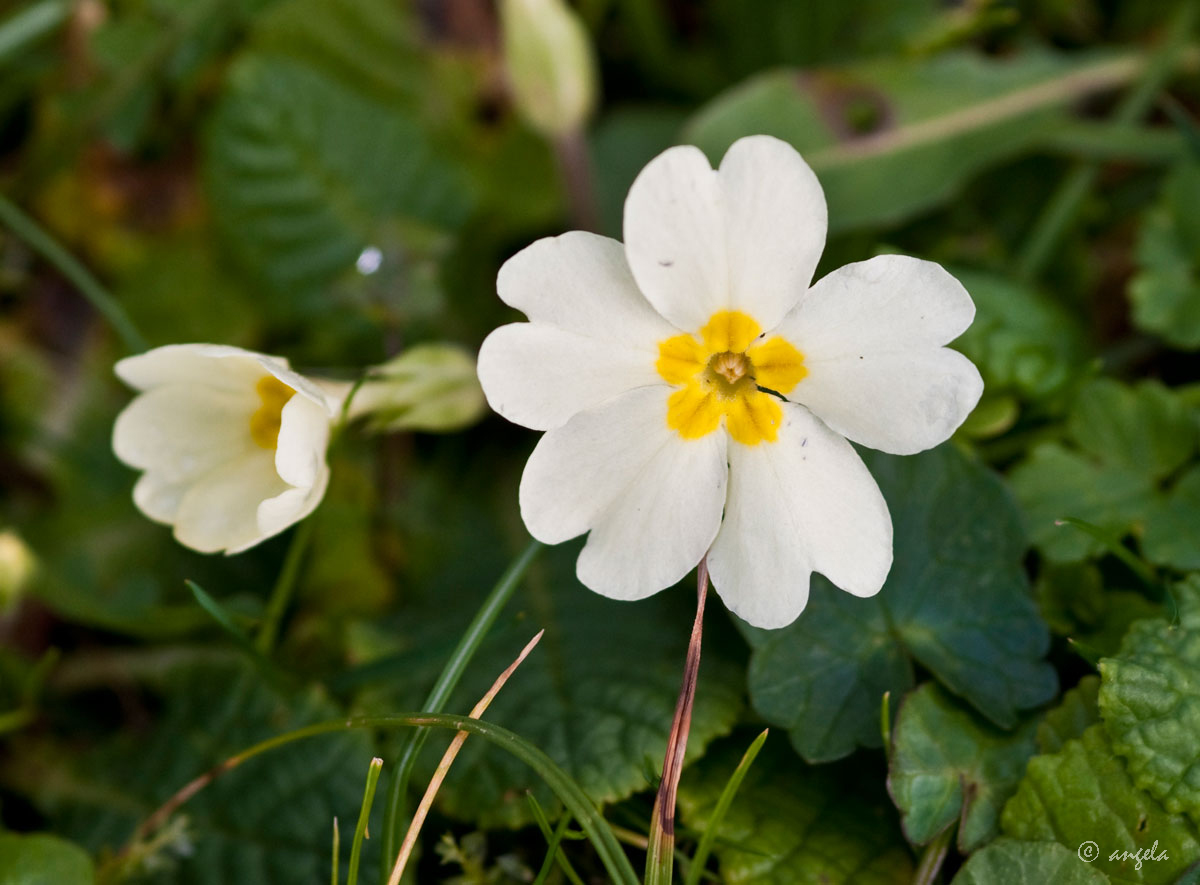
[859,355,864,359]
[658,259,674,267]
[801,438,807,447]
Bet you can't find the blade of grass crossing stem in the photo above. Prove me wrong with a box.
[387,631,546,885]
[331,818,340,885]
[380,539,543,877]
[532,811,581,885]
[347,758,383,885]
[1054,518,1161,588]
[527,795,586,885]
[683,729,769,885]
[120,711,639,885]
[646,559,709,885]
[256,518,316,655]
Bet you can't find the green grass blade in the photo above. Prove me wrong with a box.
[347,758,383,885]
[683,730,769,885]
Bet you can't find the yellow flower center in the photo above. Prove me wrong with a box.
[655,310,807,446]
[249,374,296,450]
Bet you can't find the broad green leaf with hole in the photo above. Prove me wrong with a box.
[684,49,1128,231]
[744,444,1055,763]
[1129,163,1200,351]
[951,269,1089,401]
[205,55,473,296]
[19,659,376,884]
[1099,577,1200,828]
[677,737,913,884]
[373,542,744,829]
[0,832,94,885]
[1036,676,1100,754]
[950,838,1108,885]
[1001,725,1200,883]
[1010,379,1197,562]
[888,683,1039,851]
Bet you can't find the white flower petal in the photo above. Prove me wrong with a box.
[708,404,892,629]
[519,385,726,598]
[776,255,976,354]
[115,344,272,393]
[172,451,291,553]
[478,323,663,430]
[623,144,728,331]
[132,472,190,523]
[719,135,826,330]
[275,393,331,489]
[259,357,338,415]
[243,462,331,554]
[497,231,676,342]
[790,349,983,455]
[112,385,255,478]
[774,255,982,454]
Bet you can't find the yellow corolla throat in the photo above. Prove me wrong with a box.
[249,374,296,450]
[655,310,807,446]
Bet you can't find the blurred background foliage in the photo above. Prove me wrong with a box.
[2,0,1200,882]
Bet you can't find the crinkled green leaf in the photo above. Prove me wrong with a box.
[1001,724,1200,883]
[678,737,913,885]
[0,832,94,885]
[375,543,744,829]
[1129,163,1200,350]
[205,54,473,296]
[1010,379,1197,562]
[744,444,1055,762]
[684,49,1127,231]
[1037,563,1161,656]
[888,683,1039,851]
[21,658,375,884]
[1143,467,1200,570]
[952,269,1089,401]
[951,838,1108,885]
[1036,676,1100,754]
[1099,577,1200,828]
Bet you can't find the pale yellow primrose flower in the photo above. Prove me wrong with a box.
[477,135,984,629]
[112,344,337,554]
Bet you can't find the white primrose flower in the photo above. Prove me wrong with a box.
[113,344,338,554]
[477,135,984,629]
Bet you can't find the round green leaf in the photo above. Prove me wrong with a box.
[951,838,1108,885]
[745,444,1055,762]
[678,737,913,885]
[888,683,1039,852]
[1001,725,1200,883]
[0,833,94,885]
[1100,578,1200,827]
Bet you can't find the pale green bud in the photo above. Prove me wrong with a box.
[0,529,35,610]
[500,0,598,138]
[349,344,486,434]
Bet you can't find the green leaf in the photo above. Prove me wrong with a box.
[951,269,1089,401]
[677,737,913,884]
[888,683,1040,852]
[1143,467,1200,570]
[950,838,1108,885]
[1099,577,1200,828]
[1001,724,1200,883]
[1010,379,1198,563]
[1129,162,1200,350]
[0,832,94,885]
[684,49,1137,231]
[744,444,1055,762]
[1036,676,1100,754]
[205,54,473,296]
[375,543,744,829]
[24,659,376,884]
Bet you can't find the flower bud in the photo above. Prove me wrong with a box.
[0,530,36,610]
[351,344,486,433]
[500,0,598,138]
